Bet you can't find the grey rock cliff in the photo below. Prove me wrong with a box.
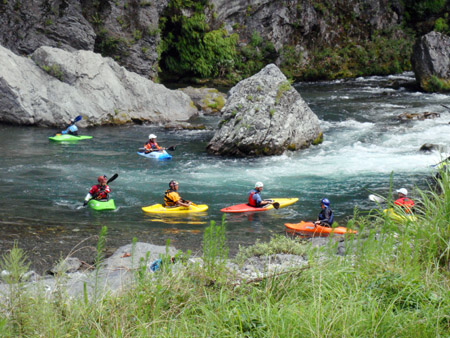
[411,31,450,92]
[0,45,197,127]
[210,0,402,52]
[0,0,166,79]
[207,64,321,156]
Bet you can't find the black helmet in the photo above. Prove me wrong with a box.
[169,180,179,188]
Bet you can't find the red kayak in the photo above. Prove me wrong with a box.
[220,198,298,213]
[285,221,357,237]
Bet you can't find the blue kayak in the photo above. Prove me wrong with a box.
[137,150,172,160]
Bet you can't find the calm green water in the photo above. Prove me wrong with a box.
[1,72,449,272]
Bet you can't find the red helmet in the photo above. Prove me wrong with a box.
[98,175,107,183]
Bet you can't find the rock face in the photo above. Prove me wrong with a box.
[411,32,450,92]
[179,87,227,115]
[0,0,166,79]
[0,0,409,82]
[210,0,403,52]
[0,45,197,127]
[207,64,321,156]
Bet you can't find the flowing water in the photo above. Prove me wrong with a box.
[1,72,449,272]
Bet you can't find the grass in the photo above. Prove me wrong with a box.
[2,169,450,336]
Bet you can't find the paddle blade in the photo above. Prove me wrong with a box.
[107,173,118,184]
[73,115,82,123]
[167,145,177,151]
[272,202,280,209]
[369,194,384,203]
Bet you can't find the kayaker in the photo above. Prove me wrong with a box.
[248,182,271,208]
[61,119,79,136]
[394,188,414,213]
[144,134,165,153]
[83,175,111,206]
[315,198,334,227]
[164,180,191,207]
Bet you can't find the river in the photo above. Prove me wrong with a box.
[1,72,449,273]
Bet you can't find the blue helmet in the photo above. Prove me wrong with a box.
[321,198,330,207]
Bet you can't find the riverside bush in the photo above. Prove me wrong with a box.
[2,175,450,336]
[160,0,238,79]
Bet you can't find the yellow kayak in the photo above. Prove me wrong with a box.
[383,208,417,222]
[142,203,208,214]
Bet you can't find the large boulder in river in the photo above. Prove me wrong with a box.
[206,64,322,156]
[411,31,450,92]
[0,45,197,127]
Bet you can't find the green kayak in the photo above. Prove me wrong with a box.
[88,199,116,211]
[49,134,93,142]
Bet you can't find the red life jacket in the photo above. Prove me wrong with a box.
[394,197,414,213]
[89,184,111,200]
[248,190,257,207]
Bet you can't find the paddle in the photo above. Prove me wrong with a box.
[442,104,450,111]
[430,156,450,168]
[138,145,177,153]
[182,199,197,207]
[107,173,118,184]
[369,194,384,203]
[263,200,280,209]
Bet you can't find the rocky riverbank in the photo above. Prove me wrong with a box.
[0,236,352,299]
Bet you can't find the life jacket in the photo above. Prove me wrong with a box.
[164,189,180,206]
[90,184,110,200]
[145,140,161,151]
[62,124,78,135]
[248,189,258,207]
[319,207,334,225]
[394,197,414,213]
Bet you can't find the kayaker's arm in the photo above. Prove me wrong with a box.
[83,193,92,206]
[177,199,191,207]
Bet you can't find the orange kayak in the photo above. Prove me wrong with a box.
[285,221,357,237]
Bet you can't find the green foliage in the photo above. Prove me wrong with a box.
[403,0,447,30]
[283,30,413,81]
[275,81,292,103]
[423,75,450,92]
[434,16,449,33]
[132,29,142,41]
[40,64,64,81]
[0,241,30,285]
[202,216,228,277]
[312,132,324,145]
[234,31,277,81]
[160,0,237,78]
[93,226,107,301]
[95,28,129,59]
[147,25,160,37]
[91,13,102,25]
[0,241,30,334]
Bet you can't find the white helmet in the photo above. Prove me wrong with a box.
[148,134,157,139]
[255,182,264,188]
[396,188,408,196]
